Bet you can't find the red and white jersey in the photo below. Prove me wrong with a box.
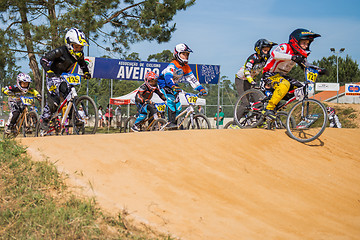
[263,43,299,75]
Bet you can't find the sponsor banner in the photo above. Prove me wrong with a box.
[75,57,220,84]
[345,84,360,96]
[315,82,340,91]
[308,83,315,97]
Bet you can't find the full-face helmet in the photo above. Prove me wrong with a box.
[17,73,32,93]
[144,71,159,90]
[326,107,335,116]
[254,39,277,61]
[288,28,321,57]
[174,43,193,66]
[65,28,89,60]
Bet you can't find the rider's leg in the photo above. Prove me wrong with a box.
[266,78,290,111]
[133,103,147,131]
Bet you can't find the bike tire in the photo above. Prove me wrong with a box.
[124,116,136,133]
[72,95,99,135]
[234,89,266,129]
[224,120,241,129]
[286,99,327,143]
[151,118,167,131]
[187,114,211,130]
[23,111,39,137]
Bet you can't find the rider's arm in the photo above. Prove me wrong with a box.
[271,44,293,61]
[135,85,147,104]
[155,88,167,101]
[182,65,205,92]
[28,88,41,97]
[2,86,15,96]
[77,56,90,75]
[40,47,63,72]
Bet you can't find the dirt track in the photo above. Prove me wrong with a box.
[19,128,360,240]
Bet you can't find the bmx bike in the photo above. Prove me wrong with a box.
[156,91,211,131]
[123,102,167,132]
[36,73,99,136]
[3,96,39,139]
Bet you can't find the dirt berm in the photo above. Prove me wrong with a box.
[19,128,360,240]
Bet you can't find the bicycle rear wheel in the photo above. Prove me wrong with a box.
[23,111,39,137]
[234,89,266,128]
[286,99,327,143]
[124,116,136,132]
[187,114,211,129]
[72,96,98,135]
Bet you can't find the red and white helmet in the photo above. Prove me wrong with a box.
[174,43,193,66]
[17,73,32,93]
[326,107,335,116]
[144,71,159,90]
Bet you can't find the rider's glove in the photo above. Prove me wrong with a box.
[145,99,152,104]
[46,70,56,78]
[199,88,208,96]
[83,72,91,79]
[172,85,182,93]
[36,95,42,101]
[291,55,306,66]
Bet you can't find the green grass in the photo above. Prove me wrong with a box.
[0,139,174,239]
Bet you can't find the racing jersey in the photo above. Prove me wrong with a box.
[158,60,204,92]
[263,43,305,75]
[2,85,40,103]
[40,45,89,77]
[236,53,266,83]
[135,83,166,104]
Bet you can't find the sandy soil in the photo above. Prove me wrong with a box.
[19,128,360,240]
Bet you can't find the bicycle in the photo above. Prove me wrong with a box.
[234,86,296,130]
[123,102,167,132]
[286,66,328,142]
[36,73,99,137]
[155,91,211,131]
[3,96,39,139]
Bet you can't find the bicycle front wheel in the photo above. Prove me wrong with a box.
[224,120,241,129]
[72,96,98,135]
[286,99,327,143]
[23,111,39,137]
[234,89,266,129]
[187,114,211,130]
[151,118,167,131]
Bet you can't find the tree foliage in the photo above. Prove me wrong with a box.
[0,0,196,92]
[147,49,173,62]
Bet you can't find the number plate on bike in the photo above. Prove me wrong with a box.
[155,103,166,113]
[294,87,305,101]
[62,74,81,85]
[305,67,318,83]
[185,93,198,105]
[20,96,34,106]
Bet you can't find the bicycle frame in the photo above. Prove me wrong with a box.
[160,92,199,130]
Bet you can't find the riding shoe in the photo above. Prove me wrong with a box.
[131,124,140,132]
[262,109,277,120]
[166,122,178,130]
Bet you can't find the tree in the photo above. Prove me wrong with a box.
[147,49,173,62]
[0,0,196,92]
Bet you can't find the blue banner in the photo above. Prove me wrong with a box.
[76,57,220,84]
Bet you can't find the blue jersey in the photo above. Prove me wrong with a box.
[158,60,204,92]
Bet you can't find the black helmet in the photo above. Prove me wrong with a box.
[254,39,277,61]
[288,28,321,57]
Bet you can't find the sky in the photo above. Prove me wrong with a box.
[123,0,360,82]
[18,0,360,83]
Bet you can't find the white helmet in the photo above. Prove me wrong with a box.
[174,43,192,66]
[65,28,89,60]
[17,73,32,93]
